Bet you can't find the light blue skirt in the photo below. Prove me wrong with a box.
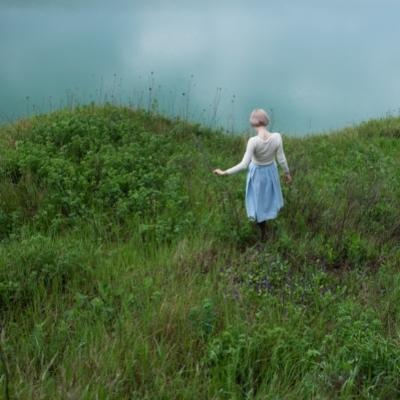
[245,161,284,223]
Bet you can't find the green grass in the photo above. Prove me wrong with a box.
[0,104,399,399]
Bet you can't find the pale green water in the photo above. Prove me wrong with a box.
[1,0,400,135]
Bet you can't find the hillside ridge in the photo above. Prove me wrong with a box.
[0,104,400,398]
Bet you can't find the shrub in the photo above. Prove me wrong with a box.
[0,234,93,310]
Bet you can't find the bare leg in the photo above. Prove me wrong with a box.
[257,220,266,241]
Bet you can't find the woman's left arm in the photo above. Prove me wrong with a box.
[276,135,292,183]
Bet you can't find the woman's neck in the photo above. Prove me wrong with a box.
[255,126,271,139]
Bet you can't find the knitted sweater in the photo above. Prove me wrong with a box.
[224,133,290,175]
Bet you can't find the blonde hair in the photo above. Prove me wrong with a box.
[249,108,270,127]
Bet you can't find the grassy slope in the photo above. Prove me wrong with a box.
[0,104,400,399]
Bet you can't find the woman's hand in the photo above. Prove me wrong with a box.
[284,173,292,184]
[213,168,226,176]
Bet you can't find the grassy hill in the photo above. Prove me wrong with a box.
[0,104,399,399]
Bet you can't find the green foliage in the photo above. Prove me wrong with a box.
[189,298,217,340]
[316,302,400,398]
[0,105,399,398]
[0,234,94,311]
[0,105,198,242]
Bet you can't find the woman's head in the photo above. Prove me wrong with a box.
[249,108,270,127]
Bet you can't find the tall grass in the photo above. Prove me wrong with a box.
[0,104,399,398]
[1,73,240,136]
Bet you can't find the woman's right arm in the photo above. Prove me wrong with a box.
[223,138,255,175]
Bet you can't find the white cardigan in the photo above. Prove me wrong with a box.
[225,133,290,175]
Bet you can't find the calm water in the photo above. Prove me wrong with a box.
[1,0,400,135]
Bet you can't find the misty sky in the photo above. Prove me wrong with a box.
[1,0,400,134]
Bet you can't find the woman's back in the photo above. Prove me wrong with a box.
[223,131,289,175]
[251,133,280,165]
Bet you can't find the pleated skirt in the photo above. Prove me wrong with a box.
[245,161,284,223]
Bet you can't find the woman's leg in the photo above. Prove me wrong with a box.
[257,220,266,241]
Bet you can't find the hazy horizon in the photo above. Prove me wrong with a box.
[1,0,400,135]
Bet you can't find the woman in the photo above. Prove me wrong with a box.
[213,108,292,241]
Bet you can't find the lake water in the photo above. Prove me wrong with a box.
[1,0,400,135]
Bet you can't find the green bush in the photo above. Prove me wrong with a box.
[0,105,197,242]
[0,234,93,310]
